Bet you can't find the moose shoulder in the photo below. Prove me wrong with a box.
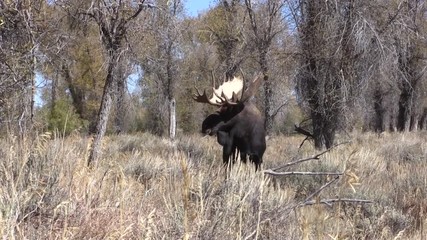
[193,74,266,171]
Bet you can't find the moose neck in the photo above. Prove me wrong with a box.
[219,102,245,122]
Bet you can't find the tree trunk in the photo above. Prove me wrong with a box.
[419,108,427,130]
[30,51,35,127]
[263,76,273,133]
[169,98,176,140]
[62,64,84,119]
[88,51,117,166]
[396,27,419,132]
[373,88,385,132]
[27,2,36,129]
[389,113,397,132]
[50,72,58,118]
[260,51,273,134]
[299,1,341,150]
[114,62,126,134]
[410,113,419,131]
[310,99,336,150]
[397,85,412,132]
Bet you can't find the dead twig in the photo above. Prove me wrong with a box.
[264,170,343,176]
[294,124,313,138]
[294,124,313,148]
[270,141,350,172]
[299,198,374,207]
[303,176,340,203]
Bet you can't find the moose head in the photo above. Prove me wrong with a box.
[193,74,266,171]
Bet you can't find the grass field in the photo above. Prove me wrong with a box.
[0,131,426,239]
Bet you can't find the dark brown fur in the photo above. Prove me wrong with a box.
[202,102,266,170]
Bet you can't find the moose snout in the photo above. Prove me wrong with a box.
[202,128,215,136]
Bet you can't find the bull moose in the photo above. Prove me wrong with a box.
[193,74,266,171]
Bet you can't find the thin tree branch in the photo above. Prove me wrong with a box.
[294,124,314,138]
[125,0,146,24]
[298,136,310,149]
[303,176,340,203]
[270,141,350,172]
[264,170,343,176]
[299,198,374,207]
[270,99,289,120]
[245,0,260,41]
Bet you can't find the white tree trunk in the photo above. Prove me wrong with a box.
[169,98,176,140]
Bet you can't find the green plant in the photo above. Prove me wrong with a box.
[47,98,85,135]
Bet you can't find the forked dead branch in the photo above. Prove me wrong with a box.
[264,142,373,207]
[266,141,350,173]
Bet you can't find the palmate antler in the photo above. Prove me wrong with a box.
[193,76,243,106]
[193,73,263,106]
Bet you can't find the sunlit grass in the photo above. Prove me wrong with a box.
[0,131,426,239]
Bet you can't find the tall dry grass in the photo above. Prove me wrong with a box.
[0,131,426,239]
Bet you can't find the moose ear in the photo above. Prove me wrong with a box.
[240,73,263,102]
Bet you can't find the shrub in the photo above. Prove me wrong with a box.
[47,98,85,135]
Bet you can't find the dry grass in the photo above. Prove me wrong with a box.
[0,131,426,239]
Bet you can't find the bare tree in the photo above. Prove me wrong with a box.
[244,0,284,133]
[394,0,426,132]
[62,0,149,166]
[295,1,339,149]
[201,0,247,78]
[39,2,113,133]
[138,0,183,138]
[0,0,42,135]
[294,0,373,148]
[362,0,427,133]
[113,57,132,134]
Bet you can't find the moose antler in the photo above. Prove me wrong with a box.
[193,88,216,105]
[240,73,263,102]
[193,76,244,106]
[193,73,263,106]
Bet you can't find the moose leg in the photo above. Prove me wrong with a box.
[222,144,234,169]
[249,155,262,171]
[218,131,237,164]
[218,131,234,166]
[232,145,240,164]
[240,152,247,164]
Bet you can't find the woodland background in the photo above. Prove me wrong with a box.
[1,0,426,144]
[0,0,427,239]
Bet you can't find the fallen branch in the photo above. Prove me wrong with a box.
[264,170,343,176]
[271,141,350,172]
[294,124,313,148]
[303,176,340,203]
[294,124,313,138]
[298,136,310,149]
[299,198,374,207]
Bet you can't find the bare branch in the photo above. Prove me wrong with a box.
[125,0,147,24]
[294,124,313,138]
[270,99,289,120]
[299,198,374,207]
[270,141,350,172]
[244,0,259,41]
[303,176,340,203]
[264,170,343,176]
